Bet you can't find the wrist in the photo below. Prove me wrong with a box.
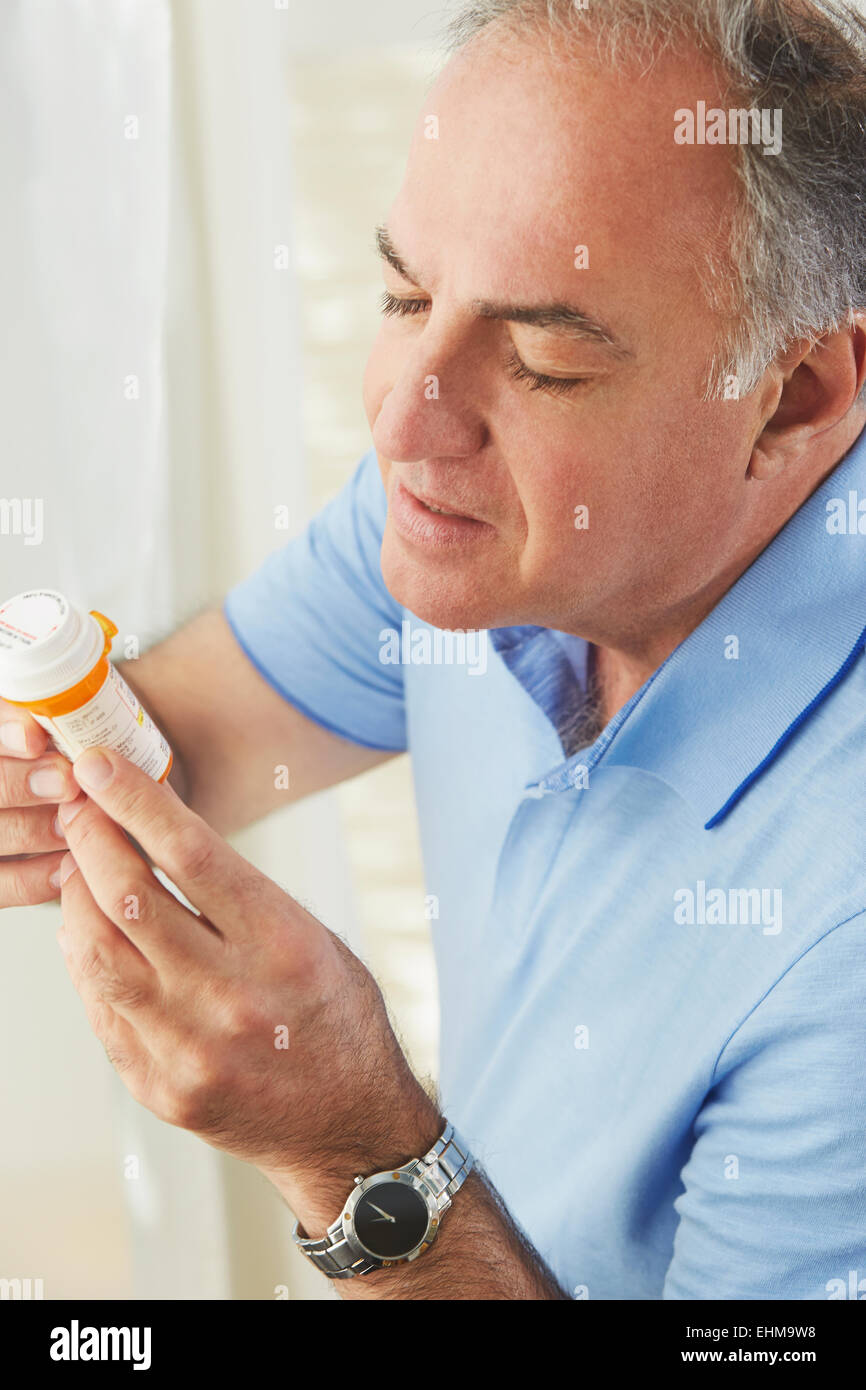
[261,1092,444,1237]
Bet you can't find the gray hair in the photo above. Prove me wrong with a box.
[437,0,866,404]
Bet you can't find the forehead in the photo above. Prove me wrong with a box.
[392,26,737,315]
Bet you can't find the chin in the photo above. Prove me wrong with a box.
[380,545,504,632]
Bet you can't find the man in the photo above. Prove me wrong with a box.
[3,0,866,1299]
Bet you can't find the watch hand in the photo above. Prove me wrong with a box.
[368,1202,396,1222]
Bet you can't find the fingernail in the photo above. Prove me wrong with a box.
[58,854,77,885]
[0,722,27,752]
[49,867,63,889]
[58,794,87,827]
[52,814,65,839]
[74,749,112,789]
[29,767,66,798]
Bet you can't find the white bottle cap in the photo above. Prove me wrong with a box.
[0,589,111,703]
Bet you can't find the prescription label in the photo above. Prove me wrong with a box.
[32,663,172,781]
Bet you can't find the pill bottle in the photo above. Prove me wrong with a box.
[0,588,172,782]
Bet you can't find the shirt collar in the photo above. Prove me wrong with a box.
[491,422,866,829]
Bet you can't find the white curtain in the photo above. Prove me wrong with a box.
[0,0,359,1300]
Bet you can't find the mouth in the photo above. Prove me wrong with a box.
[410,488,481,521]
[390,477,494,550]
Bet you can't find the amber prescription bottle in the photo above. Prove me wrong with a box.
[0,588,172,780]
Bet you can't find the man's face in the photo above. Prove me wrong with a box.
[363,27,771,644]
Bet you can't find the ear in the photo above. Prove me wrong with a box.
[749,314,866,481]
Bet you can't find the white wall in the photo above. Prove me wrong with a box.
[0,0,173,1301]
[287,1,445,55]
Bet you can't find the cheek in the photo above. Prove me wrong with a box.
[525,476,577,548]
[514,445,656,595]
[517,452,608,549]
[505,464,591,595]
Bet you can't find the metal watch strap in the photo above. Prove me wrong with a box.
[292,1121,474,1279]
[414,1120,474,1205]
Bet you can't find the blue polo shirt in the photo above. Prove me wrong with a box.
[224,428,866,1300]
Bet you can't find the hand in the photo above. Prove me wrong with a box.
[0,700,81,906]
[55,745,440,1223]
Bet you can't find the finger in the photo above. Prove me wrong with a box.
[0,702,50,759]
[0,803,70,855]
[57,794,213,968]
[58,853,159,1015]
[0,847,69,907]
[57,929,154,1081]
[70,747,277,933]
[0,752,81,807]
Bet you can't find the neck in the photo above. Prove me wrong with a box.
[589,643,658,728]
[586,411,866,727]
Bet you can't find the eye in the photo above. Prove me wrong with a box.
[505,350,588,397]
[378,293,588,397]
[379,290,430,318]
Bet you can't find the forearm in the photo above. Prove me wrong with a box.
[114,613,397,835]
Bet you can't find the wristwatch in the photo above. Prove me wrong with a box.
[291,1122,474,1278]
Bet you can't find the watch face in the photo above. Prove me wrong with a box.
[352,1179,431,1259]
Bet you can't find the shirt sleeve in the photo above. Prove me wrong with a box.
[222,448,407,752]
[663,909,866,1300]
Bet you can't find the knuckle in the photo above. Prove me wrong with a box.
[0,761,17,809]
[276,915,332,984]
[116,783,161,832]
[107,878,152,927]
[107,978,150,1011]
[69,812,101,852]
[164,821,217,882]
[88,780,159,847]
[1,859,45,907]
[102,972,151,1011]
[79,942,150,1009]
[102,1040,136,1074]
[216,992,260,1043]
[164,1058,221,1129]
[231,871,273,919]
[160,1092,197,1129]
[77,942,109,982]
[0,808,35,854]
[186,1044,223,1093]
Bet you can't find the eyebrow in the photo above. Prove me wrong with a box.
[374,224,632,358]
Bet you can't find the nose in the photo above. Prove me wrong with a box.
[370,330,488,465]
